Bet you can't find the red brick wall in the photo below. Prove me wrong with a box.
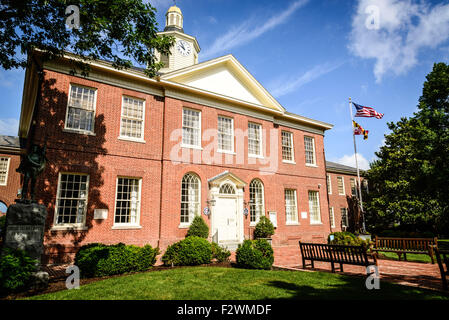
[29,69,332,263]
[0,152,21,211]
[327,172,363,232]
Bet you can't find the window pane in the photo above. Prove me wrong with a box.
[66,85,96,132]
[285,189,298,223]
[282,131,293,161]
[341,208,348,227]
[115,178,140,224]
[180,173,200,224]
[304,136,315,165]
[121,97,145,139]
[218,116,233,151]
[248,123,261,156]
[337,177,345,195]
[249,179,264,223]
[56,174,89,225]
[308,191,321,223]
[0,157,9,185]
[327,175,332,194]
[182,109,200,146]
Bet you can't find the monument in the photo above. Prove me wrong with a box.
[1,141,49,288]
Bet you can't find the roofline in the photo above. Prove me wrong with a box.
[20,50,334,138]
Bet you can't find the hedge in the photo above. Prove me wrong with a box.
[162,236,212,266]
[74,243,159,278]
[235,239,274,270]
[0,248,37,295]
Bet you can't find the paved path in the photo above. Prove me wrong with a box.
[272,245,445,292]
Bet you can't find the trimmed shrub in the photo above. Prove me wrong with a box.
[211,242,231,262]
[186,216,209,239]
[236,239,274,270]
[0,248,37,295]
[328,231,371,247]
[253,216,275,239]
[162,236,212,266]
[74,243,159,278]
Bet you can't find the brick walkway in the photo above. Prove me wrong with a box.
[272,245,445,292]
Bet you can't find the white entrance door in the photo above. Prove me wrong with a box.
[215,197,238,242]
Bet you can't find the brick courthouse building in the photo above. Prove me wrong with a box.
[12,6,365,264]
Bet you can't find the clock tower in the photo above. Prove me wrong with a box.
[156,5,201,74]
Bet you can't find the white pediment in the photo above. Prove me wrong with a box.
[161,55,285,113]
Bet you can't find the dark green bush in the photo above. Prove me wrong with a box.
[236,239,274,270]
[253,216,275,239]
[211,242,231,262]
[162,236,212,266]
[378,230,435,238]
[0,248,37,294]
[0,215,6,242]
[186,215,209,238]
[328,231,371,247]
[74,243,159,278]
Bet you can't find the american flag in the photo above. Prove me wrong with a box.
[353,102,384,119]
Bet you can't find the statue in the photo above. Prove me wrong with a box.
[16,141,47,203]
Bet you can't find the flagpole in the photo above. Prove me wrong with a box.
[349,97,365,233]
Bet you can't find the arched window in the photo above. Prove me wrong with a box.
[249,179,264,224]
[180,173,200,224]
[219,183,235,195]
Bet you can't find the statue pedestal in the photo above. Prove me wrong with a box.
[2,202,48,264]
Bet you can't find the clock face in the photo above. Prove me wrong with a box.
[176,40,191,57]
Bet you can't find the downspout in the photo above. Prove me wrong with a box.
[157,76,165,250]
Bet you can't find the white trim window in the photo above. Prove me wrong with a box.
[218,116,234,152]
[341,208,349,228]
[180,173,201,225]
[114,177,141,225]
[327,174,332,194]
[304,136,316,165]
[54,173,89,226]
[120,96,145,140]
[337,176,345,195]
[329,207,335,228]
[350,178,357,197]
[281,131,294,162]
[248,122,262,157]
[308,191,321,224]
[0,157,10,186]
[65,84,97,133]
[182,108,201,148]
[285,189,298,224]
[249,179,264,225]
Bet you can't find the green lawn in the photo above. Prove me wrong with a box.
[25,267,449,300]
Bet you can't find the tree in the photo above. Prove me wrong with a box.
[0,0,174,77]
[364,63,449,236]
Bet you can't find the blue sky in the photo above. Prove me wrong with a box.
[1,0,449,169]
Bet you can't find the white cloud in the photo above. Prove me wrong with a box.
[0,118,19,136]
[349,0,449,82]
[334,153,370,170]
[202,0,309,59]
[269,62,343,97]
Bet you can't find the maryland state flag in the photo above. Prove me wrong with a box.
[353,121,369,140]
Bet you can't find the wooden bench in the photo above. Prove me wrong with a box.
[372,236,438,264]
[299,241,377,273]
[434,246,449,291]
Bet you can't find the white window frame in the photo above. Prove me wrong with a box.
[113,177,142,228]
[350,178,357,197]
[341,207,349,228]
[249,179,265,226]
[64,84,97,134]
[327,174,332,195]
[53,172,89,229]
[329,207,335,228]
[0,157,10,186]
[181,108,202,149]
[248,122,263,158]
[217,115,234,154]
[285,189,299,225]
[179,173,201,228]
[304,136,316,166]
[281,131,295,163]
[337,176,345,195]
[119,95,146,142]
[308,190,322,224]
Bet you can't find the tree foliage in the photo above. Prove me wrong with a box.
[364,63,449,236]
[0,0,174,76]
